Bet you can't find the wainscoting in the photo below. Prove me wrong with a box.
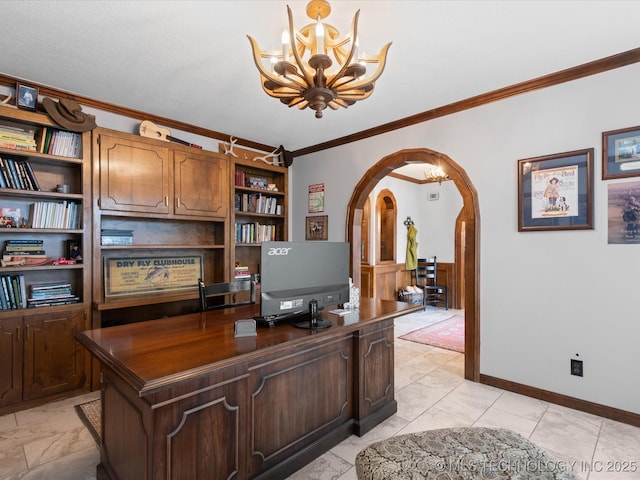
[360,261,458,308]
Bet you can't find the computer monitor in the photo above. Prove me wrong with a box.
[258,241,350,326]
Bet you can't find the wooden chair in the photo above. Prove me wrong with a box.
[415,257,448,310]
[198,278,256,312]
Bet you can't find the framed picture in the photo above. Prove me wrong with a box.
[308,183,325,213]
[607,180,640,244]
[16,83,38,110]
[517,148,594,232]
[248,176,267,189]
[602,125,640,180]
[306,215,328,240]
[66,239,82,263]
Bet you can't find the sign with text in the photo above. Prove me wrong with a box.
[105,256,202,297]
[308,183,325,213]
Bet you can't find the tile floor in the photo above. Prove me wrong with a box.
[1,307,639,480]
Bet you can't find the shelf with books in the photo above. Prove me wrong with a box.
[0,107,91,318]
[231,156,288,282]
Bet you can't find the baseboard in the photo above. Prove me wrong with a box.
[480,374,640,428]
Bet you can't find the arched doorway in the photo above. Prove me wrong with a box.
[346,148,480,381]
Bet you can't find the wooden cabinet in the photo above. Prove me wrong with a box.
[0,309,87,409]
[92,129,230,328]
[22,309,87,400]
[0,316,22,406]
[0,106,90,412]
[96,130,228,219]
[231,157,288,280]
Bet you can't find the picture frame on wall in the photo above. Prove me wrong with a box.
[517,148,594,232]
[607,180,640,244]
[16,83,38,110]
[602,125,640,180]
[305,215,328,240]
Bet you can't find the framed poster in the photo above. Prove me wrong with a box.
[308,183,325,213]
[602,125,640,180]
[517,148,594,231]
[305,215,328,240]
[105,255,202,296]
[607,180,640,244]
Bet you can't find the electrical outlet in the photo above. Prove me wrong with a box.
[571,359,583,377]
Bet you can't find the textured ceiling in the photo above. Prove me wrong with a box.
[2,1,640,155]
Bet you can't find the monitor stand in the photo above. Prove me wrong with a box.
[292,318,332,330]
[291,311,332,330]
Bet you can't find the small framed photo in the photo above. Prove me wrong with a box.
[305,215,328,240]
[248,176,267,189]
[66,239,82,263]
[517,148,594,232]
[17,83,38,110]
[602,125,640,180]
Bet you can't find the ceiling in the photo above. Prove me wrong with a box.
[2,1,640,160]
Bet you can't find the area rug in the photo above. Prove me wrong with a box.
[75,399,101,445]
[398,315,464,353]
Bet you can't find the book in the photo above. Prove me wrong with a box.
[5,239,43,244]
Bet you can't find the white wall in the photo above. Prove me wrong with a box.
[290,63,640,415]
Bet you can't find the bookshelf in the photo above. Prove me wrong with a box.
[0,106,90,412]
[231,156,288,282]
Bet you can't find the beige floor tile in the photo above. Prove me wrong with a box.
[0,413,17,433]
[530,406,602,463]
[490,390,549,423]
[286,451,353,480]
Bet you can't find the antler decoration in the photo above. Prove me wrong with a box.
[0,93,13,106]
[223,136,238,157]
[252,147,281,166]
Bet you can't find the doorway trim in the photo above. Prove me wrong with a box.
[346,148,480,381]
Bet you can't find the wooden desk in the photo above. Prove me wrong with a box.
[76,298,421,480]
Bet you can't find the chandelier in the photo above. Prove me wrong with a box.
[247,0,391,118]
[425,166,449,185]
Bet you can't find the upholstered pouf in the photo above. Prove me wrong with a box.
[355,427,577,480]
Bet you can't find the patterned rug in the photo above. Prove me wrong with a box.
[75,399,101,445]
[398,315,464,352]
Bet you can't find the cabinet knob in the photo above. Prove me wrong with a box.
[164,195,169,207]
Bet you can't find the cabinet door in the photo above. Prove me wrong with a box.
[174,150,228,218]
[0,317,23,407]
[98,134,171,214]
[22,309,86,401]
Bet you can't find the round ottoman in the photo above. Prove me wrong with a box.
[355,427,577,479]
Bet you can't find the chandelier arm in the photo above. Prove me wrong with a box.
[325,10,360,90]
[247,36,312,93]
[287,5,315,88]
[333,42,392,91]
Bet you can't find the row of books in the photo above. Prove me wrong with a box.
[38,128,82,158]
[234,265,251,279]
[101,229,133,245]
[2,239,48,267]
[29,201,81,229]
[0,121,82,159]
[0,274,27,310]
[4,239,44,255]
[0,121,37,152]
[235,193,280,215]
[27,281,79,308]
[0,156,41,190]
[234,222,278,244]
